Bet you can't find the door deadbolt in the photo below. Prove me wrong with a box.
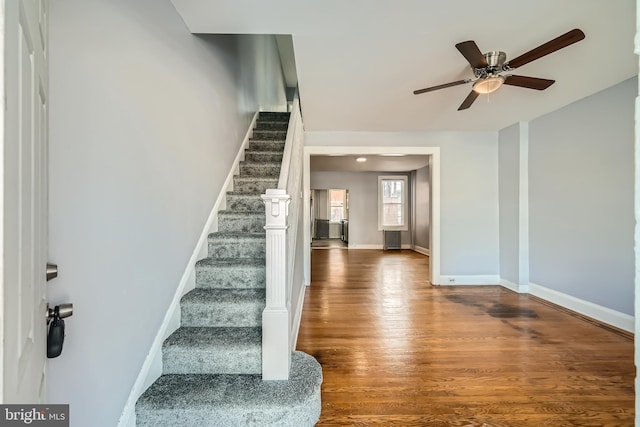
[46,263,58,281]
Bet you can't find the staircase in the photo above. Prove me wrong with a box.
[135,112,322,427]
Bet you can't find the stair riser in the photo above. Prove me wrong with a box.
[195,265,265,289]
[218,215,264,233]
[226,194,264,211]
[181,301,264,327]
[162,346,261,375]
[248,141,285,152]
[239,163,280,177]
[258,112,290,121]
[244,151,283,163]
[233,178,278,193]
[252,130,287,140]
[208,239,265,259]
[255,121,288,130]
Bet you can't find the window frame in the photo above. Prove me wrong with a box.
[378,175,408,231]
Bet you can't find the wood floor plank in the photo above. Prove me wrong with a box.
[296,249,634,426]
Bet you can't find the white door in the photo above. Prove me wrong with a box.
[2,0,49,403]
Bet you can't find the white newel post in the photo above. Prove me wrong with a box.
[261,189,291,380]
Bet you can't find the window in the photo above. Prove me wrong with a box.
[329,189,346,222]
[378,176,408,231]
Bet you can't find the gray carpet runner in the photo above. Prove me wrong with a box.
[136,112,322,426]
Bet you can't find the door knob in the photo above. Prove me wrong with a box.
[47,303,73,323]
[46,303,73,359]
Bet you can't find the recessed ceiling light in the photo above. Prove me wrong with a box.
[356,157,367,163]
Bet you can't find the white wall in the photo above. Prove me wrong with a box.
[498,123,521,284]
[414,165,430,250]
[306,131,499,275]
[49,1,285,426]
[310,171,412,247]
[529,77,635,315]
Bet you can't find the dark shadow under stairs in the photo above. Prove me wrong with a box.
[135,112,322,426]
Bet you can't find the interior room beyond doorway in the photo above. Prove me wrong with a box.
[311,188,348,249]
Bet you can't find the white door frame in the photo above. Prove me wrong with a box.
[1,0,50,403]
[303,145,441,285]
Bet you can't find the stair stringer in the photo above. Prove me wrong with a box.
[117,111,259,427]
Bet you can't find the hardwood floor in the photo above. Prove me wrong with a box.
[296,249,635,426]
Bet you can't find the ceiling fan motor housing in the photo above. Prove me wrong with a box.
[474,51,507,77]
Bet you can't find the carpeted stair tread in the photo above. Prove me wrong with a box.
[251,130,287,140]
[225,191,265,196]
[244,151,284,163]
[196,257,266,268]
[208,232,265,259]
[218,211,265,233]
[208,231,265,239]
[163,327,261,374]
[136,351,322,427]
[225,193,266,212]
[181,288,265,327]
[195,258,265,289]
[254,121,289,130]
[248,141,285,152]
[258,111,290,120]
[218,209,265,217]
[233,176,279,194]
[239,162,281,177]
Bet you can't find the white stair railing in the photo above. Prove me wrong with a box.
[261,92,304,380]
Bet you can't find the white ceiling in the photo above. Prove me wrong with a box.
[171,0,637,133]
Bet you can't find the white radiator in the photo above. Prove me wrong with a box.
[383,230,402,250]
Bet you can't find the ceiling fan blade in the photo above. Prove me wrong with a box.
[458,90,480,111]
[455,41,489,69]
[504,75,555,90]
[413,79,471,95]
[504,28,585,70]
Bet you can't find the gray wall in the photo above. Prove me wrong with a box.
[414,165,430,250]
[49,1,285,425]
[498,123,521,284]
[529,77,635,315]
[310,171,412,246]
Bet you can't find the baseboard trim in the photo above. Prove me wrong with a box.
[528,282,634,333]
[413,245,430,256]
[347,244,412,250]
[439,275,500,285]
[290,282,306,352]
[348,244,383,250]
[117,111,259,427]
[499,279,529,294]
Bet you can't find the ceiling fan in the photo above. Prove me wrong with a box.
[413,29,585,111]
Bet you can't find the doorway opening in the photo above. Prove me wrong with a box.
[303,146,441,286]
[311,189,349,249]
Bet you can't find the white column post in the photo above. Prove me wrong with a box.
[261,189,291,380]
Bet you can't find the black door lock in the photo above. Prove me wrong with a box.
[47,303,73,359]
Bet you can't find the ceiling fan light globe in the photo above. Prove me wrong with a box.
[473,76,505,94]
